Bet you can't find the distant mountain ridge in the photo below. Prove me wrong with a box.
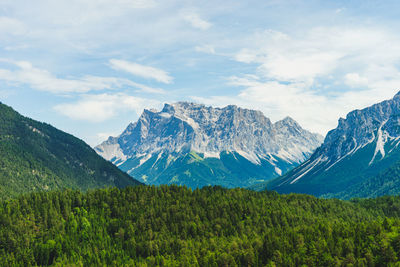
[95,102,323,188]
[264,92,400,198]
[0,102,141,200]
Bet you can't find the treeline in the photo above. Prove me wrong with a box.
[326,162,400,200]
[2,185,400,266]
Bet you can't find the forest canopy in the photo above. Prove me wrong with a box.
[2,185,400,266]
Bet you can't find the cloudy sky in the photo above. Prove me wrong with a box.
[1,0,400,146]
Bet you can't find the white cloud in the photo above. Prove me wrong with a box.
[344,73,369,87]
[182,12,212,30]
[234,48,258,64]
[233,27,400,83]
[110,59,173,84]
[195,45,215,54]
[0,60,122,93]
[101,0,156,9]
[0,0,179,59]
[54,93,159,122]
[97,132,118,142]
[0,59,164,94]
[335,8,346,14]
[4,44,29,51]
[2,1,400,144]
[194,77,400,135]
[20,0,157,27]
[132,83,166,94]
[214,26,400,134]
[228,75,261,87]
[0,17,26,36]
[258,51,342,83]
[233,29,343,82]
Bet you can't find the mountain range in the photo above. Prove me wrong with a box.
[0,102,141,200]
[5,91,400,200]
[263,92,400,199]
[95,102,323,188]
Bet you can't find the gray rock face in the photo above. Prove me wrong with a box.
[312,92,400,166]
[266,92,400,197]
[95,102,323,186]
[96,102,322,163]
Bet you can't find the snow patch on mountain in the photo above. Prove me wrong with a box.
[370,120,388,165]
[274,167,282,176]
[290,156,324,184]
[203,151,220,159]
[139,154,152,166]
[274,92,400,188]
[95,102,323,178]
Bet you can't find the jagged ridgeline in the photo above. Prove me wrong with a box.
[95,102,323,188]
[263,92,400,199]
[0,102,141,199]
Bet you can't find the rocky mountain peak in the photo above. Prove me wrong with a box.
[95,102,323,187]
[318,92,400,163]
[266,91,400,198]
[275,116,302,129]
[96,102,322,164]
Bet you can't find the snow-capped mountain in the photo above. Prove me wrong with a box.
[95,102,323,188]
[266,92,400,198]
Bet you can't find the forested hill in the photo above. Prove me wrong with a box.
[0,102,141,200]
[2,186,400,266]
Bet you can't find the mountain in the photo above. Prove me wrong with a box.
[95,102,323,188]
[0,102,141,200]
[264,92,400,198]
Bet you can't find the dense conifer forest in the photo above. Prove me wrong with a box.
[2,185,400,266]
[0,102,141,200]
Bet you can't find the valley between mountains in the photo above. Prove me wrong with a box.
[4,93,400,265]
[94,92,400,200]
[3,92,400,200]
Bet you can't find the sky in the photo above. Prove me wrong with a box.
[1,0,400,146]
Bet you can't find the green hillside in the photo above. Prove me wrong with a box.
[0,102,141,200]
[325,159,400,199]
[2,186,400,265]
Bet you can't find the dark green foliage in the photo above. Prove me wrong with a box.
[2,186,400,266]
[326,160,400,199]
[0,102,141,200]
